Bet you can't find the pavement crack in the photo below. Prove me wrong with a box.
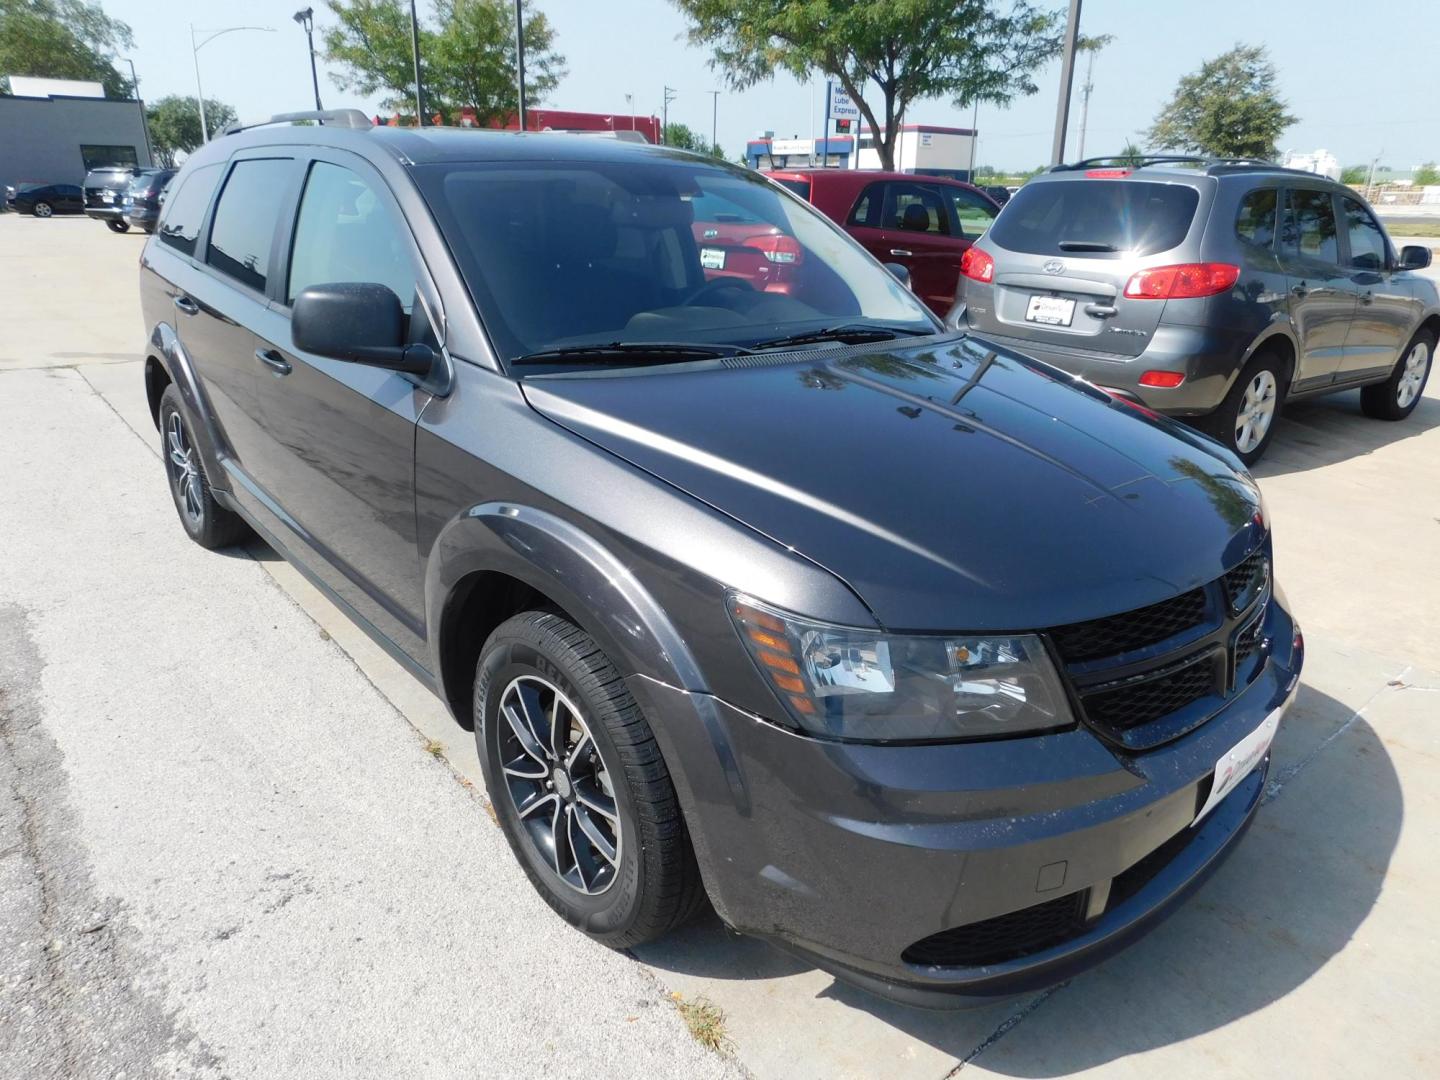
[946,982,1068,1074]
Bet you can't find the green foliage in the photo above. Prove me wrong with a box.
[146,95,238,167]
[1340,165,1368,186]
[663,121,723,158]
[1414,162,1440,187]
[1146,44,1296,160]
[0,0,133,98]
[323,0,564,124]
[671,0,1063,171]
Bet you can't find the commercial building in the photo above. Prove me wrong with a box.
[0,81,153,193]
[856,124,977,180]
[745,135,856,171]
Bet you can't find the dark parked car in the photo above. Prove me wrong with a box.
[952,156,1439,464]
[766,168,1001,315]
[140,113,1302,1008]
[7,182,84,217]
[983,184,1012,206]
[85,165,161,232]
[122,168,177,233]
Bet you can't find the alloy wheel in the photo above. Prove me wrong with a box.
[33,203,52,218]
[1397,341,1430,409]
[1234,370,1278,454]
[165,410,204,526]
[497,674,622,895]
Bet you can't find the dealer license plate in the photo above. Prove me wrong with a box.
[699,247,726,270]
[1193,699,1288,825]
[1025,294,1075,326]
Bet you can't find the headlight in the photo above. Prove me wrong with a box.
[729,594,1074,743]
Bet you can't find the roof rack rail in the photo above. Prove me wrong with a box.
[221,109,373,136]
[1052,154,1314,176]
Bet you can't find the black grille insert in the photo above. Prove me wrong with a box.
[1049,587,1209,663]
[1224,550,1267,611]
[1083,655,1217,732]
[902,890,1088,968]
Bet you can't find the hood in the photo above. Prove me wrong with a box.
[521,336,1264,632]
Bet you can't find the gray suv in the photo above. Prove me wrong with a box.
[951,157,1439,464]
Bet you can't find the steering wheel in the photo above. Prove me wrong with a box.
[686,275,755,307]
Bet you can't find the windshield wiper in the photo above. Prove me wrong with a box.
[510,341,751,366]
[1056,240,1118,252]
[749,323,932,352]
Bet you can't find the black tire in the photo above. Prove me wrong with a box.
[107,219,129,233]
[1200,349,1288,467]
[475,611,705,947]
[1361,328,1434,421]
[32,202,53,218]
[157,385,250,549]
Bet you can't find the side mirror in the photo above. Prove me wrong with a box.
[291,283,434,375]
[883,261,912,289]
[1398,245,1432,271]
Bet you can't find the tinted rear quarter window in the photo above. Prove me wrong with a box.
[206,159,294,293]
[988,179,1199,257]
[773,178,811,200]
[158,163,223,257]
[1235,188,1278,248]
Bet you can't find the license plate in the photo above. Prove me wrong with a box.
[700,247,726,270]
[1193,699,1288,825]
[102,192,114,203]
[1025,294,1075,326]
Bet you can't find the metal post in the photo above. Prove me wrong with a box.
[190,24,209,142]
[708,90,719,156]
[1049,0,1083,166]
[1077,45,1096,160]
[124,58,154,166]
[514,0,527,130]
[293,8,323,112]
[662,86,677,145]
[1365,152,1382,201]
[821,81,832,167]
[408,0,424,125]
[968,99,979,180]
[624,92,634,132]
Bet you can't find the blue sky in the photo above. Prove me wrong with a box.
[107,0,1437,172]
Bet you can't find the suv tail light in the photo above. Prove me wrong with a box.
[743,234,802,264]
[1124,262,1239,300]
[960,246,995,283]
[1085,168,1132,178]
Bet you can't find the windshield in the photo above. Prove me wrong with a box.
[414,157,935,364]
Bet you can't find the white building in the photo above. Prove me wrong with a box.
[856,124,977,178]
[1280,148,1341,181]
[4,75,105,99]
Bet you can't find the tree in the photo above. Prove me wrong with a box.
[672,0,1063,171]
[663,121,723,158]
[1340,165,1368,186]
[323,0,564,125]
[0,0,134,98]
[146,95,238,167]
[1415,162,1440,187]
[1146,44,1295,160]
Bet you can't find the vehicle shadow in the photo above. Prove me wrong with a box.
[1253,387,1440,478]
[637,682,1401,1070]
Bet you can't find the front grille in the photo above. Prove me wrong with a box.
[902,890,1088,968]
[1082,655,1217,732]
[1223,550,1267,611]
[1049,587,1209,663]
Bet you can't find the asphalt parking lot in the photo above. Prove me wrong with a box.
[2,213,1438,1080]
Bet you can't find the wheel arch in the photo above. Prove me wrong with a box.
[1243,328,1298,391]
[426,503,708,731]
[146,322,230,492]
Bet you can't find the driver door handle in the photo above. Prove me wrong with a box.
[173,295,199,316]
[255,348,292,376]
[889,249,913,257]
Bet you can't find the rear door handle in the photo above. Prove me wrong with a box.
[255,348,292,376]
[173,295,199,316]
[889,249,913,257]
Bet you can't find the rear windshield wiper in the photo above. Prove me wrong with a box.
[510,341,752,366]
[749,323,932,352]
[1056,240,1118,252]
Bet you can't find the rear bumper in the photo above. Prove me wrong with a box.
[85,205,124,221]
[635,598,1301,1008]
[960,316,1253,416]
[124,205,159,227]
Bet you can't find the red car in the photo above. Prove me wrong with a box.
[766,169,1001,315]
[687,188,805,296]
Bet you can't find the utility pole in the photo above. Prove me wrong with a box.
[1049,0,1082,165]
[514,0,527,130]
[1077,45,1096,160]
[408,0,424,124]
[707,90,719,156]
[122,58,153,166]
[662,85,677,145]
[1364,151,1383,201]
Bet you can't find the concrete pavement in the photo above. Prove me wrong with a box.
[2,213,1438,1078]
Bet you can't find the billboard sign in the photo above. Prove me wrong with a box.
[829,84,860,122]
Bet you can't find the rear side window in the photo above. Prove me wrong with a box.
[1280,189,1339,265]
[848,182,883,227]
[287,161,417,308]
[773,178,811,200]
[988,180,1199,258]
[206,159,293,293]
[1338,196,1387,270]
[158,163,223,257]
[1235,188,1278,248]
[945,187,998,240]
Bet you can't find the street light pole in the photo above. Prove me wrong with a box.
[408,0,424,125]
[292,8,323,112]
[190,24,275,142]
[122,58,154,166]
[1049,0,1083,165]
[707,90,719,155]
[662,86,677,145]
[514,0,527,130]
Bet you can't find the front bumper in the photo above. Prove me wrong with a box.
[633,598,1301,1008]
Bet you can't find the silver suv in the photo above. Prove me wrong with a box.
[950,157,1438,464]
